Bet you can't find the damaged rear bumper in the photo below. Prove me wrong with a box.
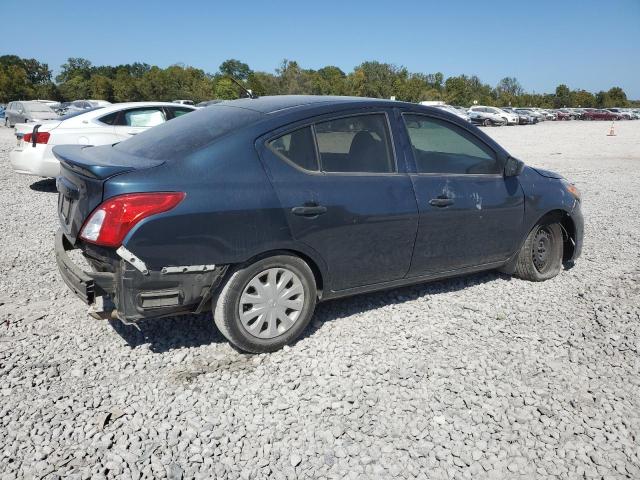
[55,229,227,322]
[55,230,114,304]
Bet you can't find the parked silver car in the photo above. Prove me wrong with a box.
[4,101,59,127]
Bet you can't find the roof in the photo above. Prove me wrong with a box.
[217,95,406,114]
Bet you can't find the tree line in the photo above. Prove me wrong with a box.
[0,54,635,108]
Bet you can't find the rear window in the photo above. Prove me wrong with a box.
[60,107,104,121]
[113,105,263,160]
[26,103,54,113]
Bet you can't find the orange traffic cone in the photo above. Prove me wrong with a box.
[607,122,616,136]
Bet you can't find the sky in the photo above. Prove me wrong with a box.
[2,0,639,98]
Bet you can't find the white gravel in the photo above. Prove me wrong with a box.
[1,120,639,479]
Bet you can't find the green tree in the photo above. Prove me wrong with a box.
[347,61,400,98]
[56,57,93,83]
[570,89,595,107]
[214,77,240,99]
[496,77,523,106]
[605,87,628,107]
[89,75,113,100]
[311,66,346,95]
[58,76,91,101]
[0,65,35,102]
[112,69,141,102]
[219,59,252,81]
[553,84,571,108]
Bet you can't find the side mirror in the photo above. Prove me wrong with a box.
[504,156,525,177]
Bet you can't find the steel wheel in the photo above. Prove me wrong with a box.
[238,267,305,339]
[531,226,553,274]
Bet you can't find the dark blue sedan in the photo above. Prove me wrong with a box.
[54,96,583,353]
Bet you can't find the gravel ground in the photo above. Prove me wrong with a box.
[1,120,639,480]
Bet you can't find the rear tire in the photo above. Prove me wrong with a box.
[213,255,317,353]
[514,223,563,282]
[483,118,491,127]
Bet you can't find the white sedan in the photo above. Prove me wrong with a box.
[9,102,196,178]
[468,106,519,126]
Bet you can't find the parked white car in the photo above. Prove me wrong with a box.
[9,102,196,178]
[469,106,518,125]
[431,104,471,122]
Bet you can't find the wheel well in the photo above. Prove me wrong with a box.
[244,249,325,299]
[537,209,576,263]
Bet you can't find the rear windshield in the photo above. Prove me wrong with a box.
[26,103,55,113]
[59,106,104,120]
[113,105,263,160]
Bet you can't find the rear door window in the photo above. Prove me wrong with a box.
[269,127,318,171]
[403,114,499,175]
[315,114,394,173]
[98,111,119,125]
[120,108,166,127]
[167,107,194,119]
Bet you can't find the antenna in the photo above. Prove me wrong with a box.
[227,76,257,99]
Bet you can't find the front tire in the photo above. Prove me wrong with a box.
[514,223,563,281]
[213,255,317,353]
[483,118,491,127]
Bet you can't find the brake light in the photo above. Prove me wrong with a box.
[22,132,50,144]
[79,192,185,247]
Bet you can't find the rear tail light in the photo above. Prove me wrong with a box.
[22,132,50,144]
[80,192,185,247]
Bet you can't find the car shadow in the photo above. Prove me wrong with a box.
[29,178,57,193]
[295,270,511,345]
[109,312,226,353]
[110,270,510,353]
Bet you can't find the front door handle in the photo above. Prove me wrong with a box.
[291,205,327,216]
[429,197,454,207]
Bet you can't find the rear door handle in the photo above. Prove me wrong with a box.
[429,198,454,207]
[291,205,327,216]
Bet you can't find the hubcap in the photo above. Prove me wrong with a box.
[238,267,305,339]
[532,227,552,273]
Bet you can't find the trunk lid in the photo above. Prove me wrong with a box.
[54,144,165,243]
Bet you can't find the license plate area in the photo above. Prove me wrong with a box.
[59,194,73,223]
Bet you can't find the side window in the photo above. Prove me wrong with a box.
[403,115,499,175]
[268,126,318,171]
[98,112,119,125]
[169,107,193,119]
[121,108,166,127]
[315,114,394,173]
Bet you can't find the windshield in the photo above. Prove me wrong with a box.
[114,104,263,160]
[59,106,104,120]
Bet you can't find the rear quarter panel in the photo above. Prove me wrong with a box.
[106,131,306,272]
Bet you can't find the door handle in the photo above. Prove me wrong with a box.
[429,197,454,207]
[127,132,139,136]
[291,205,327,216]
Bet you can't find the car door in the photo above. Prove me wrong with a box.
[257,110,418,292]
[400,112,524,276]
[112,106,167,140]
